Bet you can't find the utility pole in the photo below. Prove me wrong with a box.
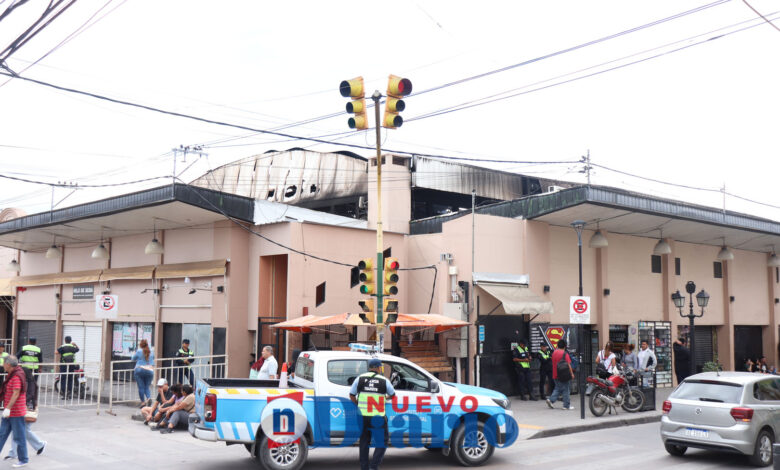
[580,150,592,186]
[372,90,385,350]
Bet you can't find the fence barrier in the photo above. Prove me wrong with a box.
[104,354,227,414]
[0,362,104,410]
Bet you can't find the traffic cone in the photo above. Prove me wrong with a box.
[279,362,288,389]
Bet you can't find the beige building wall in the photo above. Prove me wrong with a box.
[607,233,664,325]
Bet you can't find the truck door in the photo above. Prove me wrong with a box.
[321,359,367,443]
[382,361,435,441]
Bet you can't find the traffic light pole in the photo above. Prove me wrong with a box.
[372,90,385,351]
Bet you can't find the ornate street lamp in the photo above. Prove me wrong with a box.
[671,281,709,376]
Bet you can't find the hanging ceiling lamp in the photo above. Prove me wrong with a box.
[6,259,20,272]
[653,228,672,255]
[91,243,110,259]
[45,243,61,259]
[588,221,608,248]
[716,237,734,261]
[145,219,164,255]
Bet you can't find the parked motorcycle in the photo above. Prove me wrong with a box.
[587,366,644,416]
[54,366,88,399]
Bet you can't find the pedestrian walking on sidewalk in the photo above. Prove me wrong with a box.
[546,340,575,411]
[4,409,45,461]
[536,343,553,399]
[512,339,536,401]
[0,356,29,467]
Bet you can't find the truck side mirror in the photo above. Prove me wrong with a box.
[430,381,440,394]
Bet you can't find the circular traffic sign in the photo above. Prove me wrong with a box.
[573,299,588,314]
[99,295,115,311]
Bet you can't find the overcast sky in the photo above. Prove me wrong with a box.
[0,0,778,222]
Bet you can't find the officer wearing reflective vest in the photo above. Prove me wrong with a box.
[17,337,42,408]
[349,358,396,470]
[536,342,554,400]
[57,335,80,398]
[511,338,537,401]
[0,343,8,366]
[175,339,195,385]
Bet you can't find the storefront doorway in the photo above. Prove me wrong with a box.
[734,325,763,371]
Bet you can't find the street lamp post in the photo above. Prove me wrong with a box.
[570,220,586,420]
[671,281,710,376]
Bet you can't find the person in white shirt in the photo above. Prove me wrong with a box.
[258,346,278,380]
[637,340,657,386]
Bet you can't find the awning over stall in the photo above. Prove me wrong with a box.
[154,259,227,279]
[100,265,155,282]
[473,272,553,315]
[0,278,14,296]
[11,269,102,287]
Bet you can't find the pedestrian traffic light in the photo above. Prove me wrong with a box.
[383,298,398,325]
[358,258,375,295]
[358,299,375,324]
[383,257,399,295]
[382,75,412,129]
[340,77,368,130]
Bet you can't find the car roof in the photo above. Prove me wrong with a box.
[684,371,771,385]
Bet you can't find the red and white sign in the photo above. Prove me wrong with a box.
[95,295,118,319]
[569,296,590,324]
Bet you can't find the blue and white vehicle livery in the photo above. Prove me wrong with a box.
[189,348,515,469]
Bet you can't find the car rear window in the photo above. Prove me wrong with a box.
[670,380,743,404]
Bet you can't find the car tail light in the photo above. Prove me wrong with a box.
[205,393,217,422]
[730,407,753,422]
[662,400,672,414]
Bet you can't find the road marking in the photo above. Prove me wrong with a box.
[516,423,544,430]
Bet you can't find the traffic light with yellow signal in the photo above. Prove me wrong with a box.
[383,257,399,295]
[340,77,368,130]
[358,299,375,324]
[358,258,375,295]
[382,75,412,129]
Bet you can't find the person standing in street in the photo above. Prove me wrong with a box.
[56,336,79,399]
[546,339,575,411]
[174,339,195,386]
[0,356,28,468]
[4,408,45,461]
[349,358,396,470]
[673,337,691,384]
[512,339,536,401]
[257,346,278,380]
[637,340,657,386]
[536,343,553,400]
[16,339,41,411]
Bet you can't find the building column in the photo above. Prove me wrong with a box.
[661,240,675,323]
[767,262,778,368]
[54,246,65,359]
[594,243,609,347]
[717,260,735,371]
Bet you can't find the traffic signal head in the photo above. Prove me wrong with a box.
[340,77,365,98]
[358,299,375,324]
[383,298,398,325]
[358,258,375,295]
[383,257,399,295]
[382,75,412,129]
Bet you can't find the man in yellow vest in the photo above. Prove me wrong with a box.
[57,336,79,399]
[536,342,554,400]
[0,343,8,366]
[175,339,195,385]
[349,358,396,470]
[512,338,536,401]
[17,337,42,409]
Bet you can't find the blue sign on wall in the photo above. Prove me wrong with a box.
[478,325,485,342]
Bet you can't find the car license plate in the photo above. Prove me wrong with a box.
[78,377,87,383]
[685,428,709,439]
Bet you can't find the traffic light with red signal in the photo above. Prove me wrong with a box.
[382,75,412,129]
[340,77,368,130]
[383,257,399,295]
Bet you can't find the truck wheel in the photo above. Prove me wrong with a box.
[257,436,308,470]
[450,420,494,467]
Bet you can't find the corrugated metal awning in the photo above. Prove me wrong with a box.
[154,259,227,279]
[100,265,155,282]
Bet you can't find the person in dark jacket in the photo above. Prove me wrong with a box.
[536,343,553,399]
[673,337,691,384]
[56,336,79,399]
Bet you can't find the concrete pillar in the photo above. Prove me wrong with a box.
[767,262,778,368]
[661,239,675,323]
[594,242,609,347]
[717,260,735,371]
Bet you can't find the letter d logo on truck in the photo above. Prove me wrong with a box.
[261,393,307,444]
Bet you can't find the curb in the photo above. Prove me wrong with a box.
[527,413,662,439]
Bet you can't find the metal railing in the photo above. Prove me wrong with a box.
[6,362,104,409]
[104,354,227,414]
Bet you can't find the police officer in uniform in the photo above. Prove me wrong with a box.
[18,337,42,408]
[0,343,8,366]
[537,343,553,400]
[349,358,396,470]
[512,338,536,400]
[175,339,195,385]
[57,335,80,398]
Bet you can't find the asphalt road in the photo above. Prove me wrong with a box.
[5,406,767,469]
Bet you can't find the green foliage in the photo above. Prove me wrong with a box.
[702,361,722,372]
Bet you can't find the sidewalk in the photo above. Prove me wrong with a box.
[510,386,673,440]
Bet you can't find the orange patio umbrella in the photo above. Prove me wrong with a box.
[388,313,469,333]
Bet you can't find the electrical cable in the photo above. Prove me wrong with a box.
[742,0,780,33]
[0,173,171,188]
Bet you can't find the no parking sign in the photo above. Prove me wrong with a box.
[569,296,590,324]
[95,295,118,319]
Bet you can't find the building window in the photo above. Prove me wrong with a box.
[651,255,662,274]
[316,282,326,306]
[675,258,681,276]
[714,261,723,279]
[350,266,359,288]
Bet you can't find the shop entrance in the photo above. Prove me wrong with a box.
[734,325,763,371]
[477,315,527,397]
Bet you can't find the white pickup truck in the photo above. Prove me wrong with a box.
[189,349,516,469]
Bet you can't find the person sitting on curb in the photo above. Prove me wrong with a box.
[150,384,183,430]
[141,379,174,425]
[157,384,195,434]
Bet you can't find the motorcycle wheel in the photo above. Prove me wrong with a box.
[589,391,608,417]
[621,389,644,413]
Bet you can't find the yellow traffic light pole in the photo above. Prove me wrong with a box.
[371,90,386,351]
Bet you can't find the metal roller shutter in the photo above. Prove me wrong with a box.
[24,320,56,365]
[63,322,102,378]
[694,326,714,373]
